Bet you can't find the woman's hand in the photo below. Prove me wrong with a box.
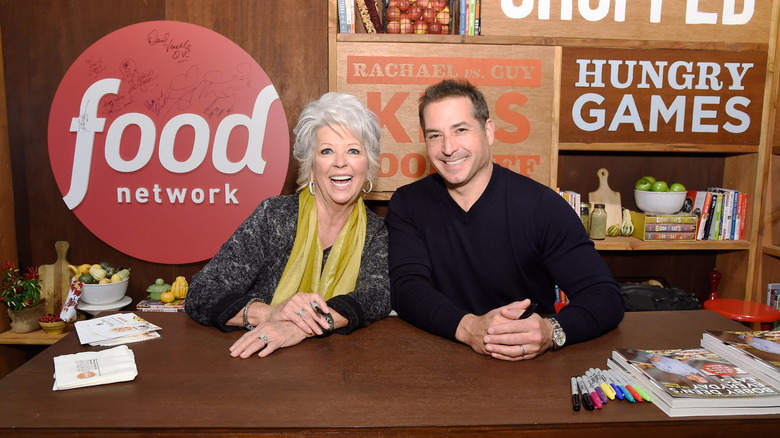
[229,320,309,358]
[266,292,332,336]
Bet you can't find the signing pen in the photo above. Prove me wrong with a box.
[607,363,645,403]
[595,368,623,400]
[585,370,608,404]
[590,368,616,400]
[609,370,642,403]
[580,374,603,410]
[570,376,581,411]
[518,302,537,320]
[576,376,594,411]
[605,369,634,402]
[612,365,652,403]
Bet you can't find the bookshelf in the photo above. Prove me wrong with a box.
[328,0,779,302]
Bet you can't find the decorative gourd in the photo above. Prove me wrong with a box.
[171,276,189,299]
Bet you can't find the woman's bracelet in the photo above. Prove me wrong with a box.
[242,298,262,330]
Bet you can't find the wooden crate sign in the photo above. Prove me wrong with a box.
[559,47,767,145]
[481,0,773,44]
[336,42,555,194]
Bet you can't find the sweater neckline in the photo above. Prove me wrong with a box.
[439,163,502,223]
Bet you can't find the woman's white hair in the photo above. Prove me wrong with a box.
[292,92,382,192]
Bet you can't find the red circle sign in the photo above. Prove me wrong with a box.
[48,21,289,264]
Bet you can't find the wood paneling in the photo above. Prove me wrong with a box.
[0,0,328,310]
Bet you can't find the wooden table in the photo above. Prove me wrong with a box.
[0,310,778,436]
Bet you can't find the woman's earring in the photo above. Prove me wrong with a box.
[308,180,315,196]
[362,180,373,194]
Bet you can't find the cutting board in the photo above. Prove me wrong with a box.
[38,241,72,316]
[588,168,622,228]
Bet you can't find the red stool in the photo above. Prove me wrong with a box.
[702,269,780,330]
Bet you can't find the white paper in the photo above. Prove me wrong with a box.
[52,345,138,391]
[74,313,161,345]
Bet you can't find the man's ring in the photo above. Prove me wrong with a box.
[520,344,526,356]
[258,333,268,344]
[298,308,306,317]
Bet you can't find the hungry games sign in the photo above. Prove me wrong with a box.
[48,21,289,264]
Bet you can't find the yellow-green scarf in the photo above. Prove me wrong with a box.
[271,190,366,305]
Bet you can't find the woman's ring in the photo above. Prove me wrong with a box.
[520,344,526,356]
[298,308,306,317]
[259,333,268,344]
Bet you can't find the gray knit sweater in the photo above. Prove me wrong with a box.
[185,194,391,334]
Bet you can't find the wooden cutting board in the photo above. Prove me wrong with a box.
[38,241,72,316]
[588,168,623,228]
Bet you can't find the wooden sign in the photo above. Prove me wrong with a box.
[559,47,767,145]
[481,0,774,44]
[336,42,556,196]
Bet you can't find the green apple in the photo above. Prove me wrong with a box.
[642,176,656,184]
[669,183,686,192]
[651,181,669,192]
[635,177,653,191]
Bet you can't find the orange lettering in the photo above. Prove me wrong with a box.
[494,93,531,143]
[367,92,412,143]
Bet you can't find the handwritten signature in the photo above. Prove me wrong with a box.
[147,29,192,63]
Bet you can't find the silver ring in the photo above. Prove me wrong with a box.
[520,344,526,356]
[258,333,268,344]
[298,308,306,317]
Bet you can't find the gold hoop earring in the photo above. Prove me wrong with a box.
[362,180,373,194]
[308,180,315,196]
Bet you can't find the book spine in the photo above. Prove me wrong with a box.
[337,0,351,34]
[460,0,467,35]
[468,0,476,35]
[643,216,698,224]
[730,191,740,240]
[642,232,697,240]
[645,224,696,232]
[738,192,747,239]
[474,0,481,35]
[721,190,733,240]
[702,192,717,240]
[136,307,182,313]
[710,193,723,240]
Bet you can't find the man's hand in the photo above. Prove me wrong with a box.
[456,299,555,361]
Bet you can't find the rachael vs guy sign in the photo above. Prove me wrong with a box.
[48,21,289,264]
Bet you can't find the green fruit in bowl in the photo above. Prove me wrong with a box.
[669,183,686,192]
[635,177,653,191]
[642,176,656,184]
[651,181,669,192]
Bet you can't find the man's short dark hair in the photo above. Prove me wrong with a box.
[418,79,490,131]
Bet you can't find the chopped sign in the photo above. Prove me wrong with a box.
[48,21,289,263]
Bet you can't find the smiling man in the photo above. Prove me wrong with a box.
[385,79,624,361]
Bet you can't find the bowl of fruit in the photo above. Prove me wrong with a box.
[38,314,66,334]
[634,176,687,214]
[72,262,130,305]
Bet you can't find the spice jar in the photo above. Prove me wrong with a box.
[589,203,607,240]
[580,205,590,233]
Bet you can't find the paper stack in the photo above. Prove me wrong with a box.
[52,345,138,391]
[75,312,161,346]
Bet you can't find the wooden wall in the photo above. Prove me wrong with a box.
[0,0,328,376]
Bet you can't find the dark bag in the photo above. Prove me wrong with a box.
[619,284,701,311]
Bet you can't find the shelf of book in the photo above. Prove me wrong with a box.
[593,236,751,251]
[765,244,780,259]
[0,328,71,345]
[559,143,759,154]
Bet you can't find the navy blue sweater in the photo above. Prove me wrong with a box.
[386,164,624,345]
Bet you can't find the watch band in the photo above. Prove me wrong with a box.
[547,317,566,350]
[242,298,262,331]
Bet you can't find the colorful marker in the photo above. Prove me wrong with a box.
[585,369,610,403]
[580,374,603,409]
[576,376,595,411]
[590,368,617,400]
[605,369,635,402]
[571,376,581,411]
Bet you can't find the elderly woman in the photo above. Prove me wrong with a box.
[185,92,390,358]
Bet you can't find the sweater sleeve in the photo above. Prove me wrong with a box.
[184,197,294,332]
[530,189,624,345]
[386,187,467,341]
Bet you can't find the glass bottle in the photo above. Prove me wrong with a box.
[580,205,590,233]
[590,203,607,240]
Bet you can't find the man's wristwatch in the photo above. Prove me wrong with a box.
[547,317,566,350]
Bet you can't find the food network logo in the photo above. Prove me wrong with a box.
[48,21,289,264]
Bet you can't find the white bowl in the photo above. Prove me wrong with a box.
[80,279,129,305]
[634,190,686,214]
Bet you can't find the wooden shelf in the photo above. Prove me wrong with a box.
[558,143,759,154]
[764,244,780,259]
[0,327,71,345]
[593,236,751,251]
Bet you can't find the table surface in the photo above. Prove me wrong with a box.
[1,310,778,436]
